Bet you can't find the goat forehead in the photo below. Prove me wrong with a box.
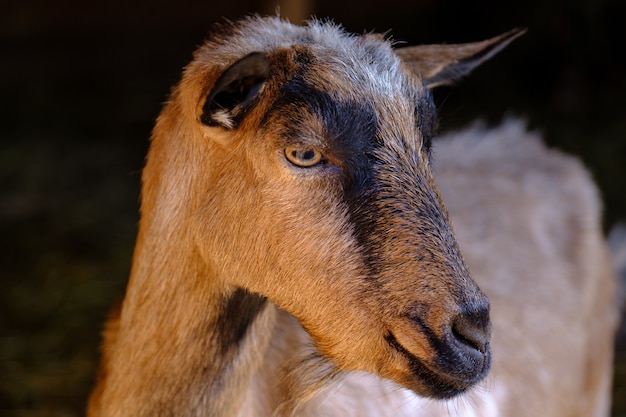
[301,40,418,107]
[284,44,432,154]
[266,50,430,146]
[223,17,400,69]
[266,71,431,163]
[208,17,419,99]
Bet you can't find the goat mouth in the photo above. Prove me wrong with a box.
[384,331,487,399]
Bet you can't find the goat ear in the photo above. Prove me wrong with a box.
[201,52,269,128]
[396,28,526,88]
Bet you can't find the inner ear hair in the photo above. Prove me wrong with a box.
[201,52,270,129]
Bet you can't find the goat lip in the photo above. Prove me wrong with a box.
[385,331,486,399]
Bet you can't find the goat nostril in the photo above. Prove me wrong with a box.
[451,308,490,353]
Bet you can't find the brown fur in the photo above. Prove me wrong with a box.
[86,16,616,417]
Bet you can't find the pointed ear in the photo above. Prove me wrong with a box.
[395,28,526,88]
[201,52,270,128]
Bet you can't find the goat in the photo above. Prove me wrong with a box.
[88,16,618,417]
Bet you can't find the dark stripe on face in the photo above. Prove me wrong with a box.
[264,59,379,190]
[414,93,438,154]
[215,288,267,356]
[343,154,445,273]
[262,47,443,280]
[343,162,385,276]
[266,69,389,275]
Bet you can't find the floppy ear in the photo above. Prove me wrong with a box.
[395,28,526,88]
[201,52,270,128]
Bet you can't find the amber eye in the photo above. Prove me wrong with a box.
[284,147,324,167]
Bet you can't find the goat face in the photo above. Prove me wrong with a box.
[164,18,520,399]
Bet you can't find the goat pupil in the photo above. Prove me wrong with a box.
[289,149,315,162]
[300,150,315,160]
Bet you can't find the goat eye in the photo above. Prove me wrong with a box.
[284,147,324,167]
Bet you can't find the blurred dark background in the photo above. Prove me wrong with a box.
[1,0,625,415]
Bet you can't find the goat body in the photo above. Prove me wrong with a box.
[88,17,619,417]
